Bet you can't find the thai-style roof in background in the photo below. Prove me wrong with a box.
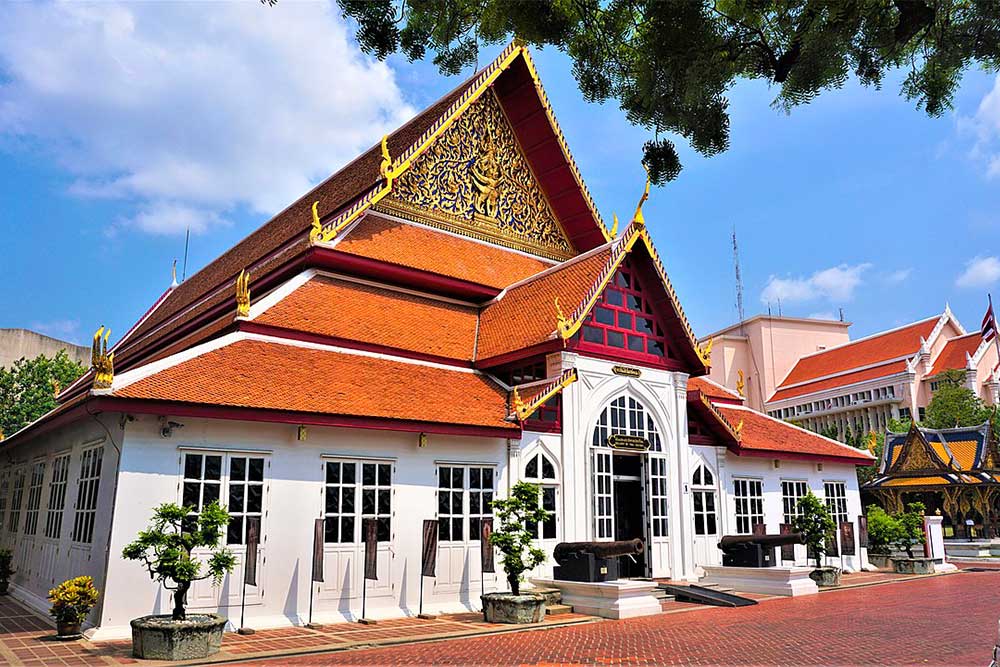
[864,422,998,489]
[929,332,983,377]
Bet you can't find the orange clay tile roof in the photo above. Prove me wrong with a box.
[688,377,742,402]
[768,360,910,403]
[255,275,478,361]
[115,338,515,430]
[715,405,874,463]
[930,333,982,376]
[776,317,938,389]
[477,248,613,361]
[336,216,552,290]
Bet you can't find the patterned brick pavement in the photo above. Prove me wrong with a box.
[241,567,1000,666]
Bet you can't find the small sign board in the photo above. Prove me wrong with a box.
[779,523,795,561]
[840,521,856,556]
[481,519,495,574]
[311,518,325,583]
[858,515,869,549]
[245,518,260,587]
[363,519,378,581]
[612,365,642,378]
[421,519,438,577]
[607,434,650,451]
[825,529,839,558]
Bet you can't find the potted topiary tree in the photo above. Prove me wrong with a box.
[792,492,840,587]
[122,501,236,660]
[865,506,900,570]
[48,576,100,639]
[482,481,551,624]
[0,549,14,595]
[890,502,933,574]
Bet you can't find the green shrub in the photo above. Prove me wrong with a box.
[865,506,901,555]
[893,502,927,559]
[792,492,836,569]
[489,481,550,596]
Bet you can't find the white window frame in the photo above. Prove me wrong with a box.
[781,480,809,525]
[436,464,495,544]
[691,464,718,536]
[523,451,558,541]
[824,481,849,527]
[22,460,46,537]
[648,456,669,538]
[8,467,26,534]
[72,446,104,544]
[0,470,9,540]
[44,454,71,541]
[180,451,269,546]
[733,477,764,535]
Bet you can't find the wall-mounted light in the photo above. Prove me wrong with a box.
[773,459,781,469]
[159,417,184,439]
[418,432,428,448]
[297,425,308,441]
[816,462,824,472]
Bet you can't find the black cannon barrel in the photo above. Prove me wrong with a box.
[718,533,803,550]
[553,539,645,564]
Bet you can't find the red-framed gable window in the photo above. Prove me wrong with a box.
[575,257,676,365]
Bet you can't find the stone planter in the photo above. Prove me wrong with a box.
[131,614,227,660]
[891,557,935,575]
[55,621,82,640]
[808,566,841,587]
[481,592,545,624]
[867,553,892,570]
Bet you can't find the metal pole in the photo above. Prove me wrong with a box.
[240,564,248,630]
[418,573,424,617]
[308,581,314,626]
[361,576,368,622]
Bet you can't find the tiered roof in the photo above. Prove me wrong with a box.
[866,422,999,488]
[929,332,983,377]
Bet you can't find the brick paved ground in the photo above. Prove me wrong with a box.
[241,567,1000,666]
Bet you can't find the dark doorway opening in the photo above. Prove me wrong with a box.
[613,454,647,578]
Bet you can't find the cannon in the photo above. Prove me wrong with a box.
[717,533,803,568]
[552,539,645,582]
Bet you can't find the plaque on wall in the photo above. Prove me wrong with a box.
[840,522,856,556]
[858,515,869,549]
[612,365,642,378]
[825,529,839,557]
[752,523,766,536]
[607,434,650,451]
[779,523,795,561]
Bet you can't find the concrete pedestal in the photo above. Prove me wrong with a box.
[530,579,661,620]
[944,541,992,558]
[700,566,818,597]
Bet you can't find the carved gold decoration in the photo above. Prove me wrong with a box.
[632,164,651,226]
[380,135,394,182]
[91,326,114,390]
[866,431,878,455]
[381,90,572,260]
[610,212,619,238]
[697,338,714,367]
[309,201,323,243]
[235,269,251,318]
[736,370,745,398]
[554,297,572,337]
[898,433,939,473]
[511,369,577,421]
[734,419,744,437]
[512,387,526,419]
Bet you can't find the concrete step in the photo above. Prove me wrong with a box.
[531,587,562,606]
[545,603,573,616]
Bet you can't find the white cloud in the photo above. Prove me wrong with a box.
[761,263,871,305]
[807,311,837,321]
[957,76,1000,179]
[0,2,415,235]
[31,319,82,344]
[884,268,912,285]
[956,255,1000,288]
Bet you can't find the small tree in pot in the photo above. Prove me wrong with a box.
[792,492,839,586]
[890,502,932,574]
[0,549,14,594]
[122,502,236,660]
[48,576,100,639]
[482,481,550,623]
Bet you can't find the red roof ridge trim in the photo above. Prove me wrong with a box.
[697,392,742,442]
[721,403,876,461]
[511,368,577,421]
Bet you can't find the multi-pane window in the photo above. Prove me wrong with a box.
[579,257,673,361]
[781,480,809,524]
[23,461,46,536]
[593,451,613,539]
[323,460,392,544]
[437,465,494,542]
[733,478,764,535]
[648,457,669,537]
[824,481,848,526]
[227,457,264,545]
[72,447,103,543]
[182,453,222,531]
[591,395,662,451]
[524,452,557,540]
[44,455,71,540]
[0,470,11,538]
[8,468,26,534]
[691,465,717,536]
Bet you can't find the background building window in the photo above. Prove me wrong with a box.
[733,478,764,534]
[781,480,809,524]
[44,454,70,540]
[524,452,557,540]
[23,461,45,536]
[824,481,848,526]
[72,447,103,544]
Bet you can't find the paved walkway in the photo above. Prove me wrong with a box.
[239,567,999,666]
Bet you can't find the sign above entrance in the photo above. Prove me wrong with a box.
[607,434,650,451]
[612,366,642,378]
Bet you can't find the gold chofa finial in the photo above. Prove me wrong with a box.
[512,387,526,420]
[310,201,323,243]
[734,419,744,437]
[736,370,745,398]
[235,269,251,318]
[91,326,114,390]
[632,163,651,226]
[610,213,619,238]
[866,431,878,454]
[697,337,714,366]
[171,259,178,288]
[555,297,571,336]
[379,135,394,184]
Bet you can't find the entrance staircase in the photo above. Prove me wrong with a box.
[531,587,574,616]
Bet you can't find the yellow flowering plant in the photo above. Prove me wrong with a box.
[48,576,100,624]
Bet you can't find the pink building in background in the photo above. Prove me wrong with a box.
[701,307,1000,439]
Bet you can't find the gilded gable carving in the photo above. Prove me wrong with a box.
[898,436,940,473]
[379,91,573,260]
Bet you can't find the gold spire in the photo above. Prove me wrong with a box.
[309,201,323,243]
[736,370,745,398]
[632,163,651,226]
[235,269,251,318]
[697,337,714,367]
[91,327,114,390]
[610,212,619,238]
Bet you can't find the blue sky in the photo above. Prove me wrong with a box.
[3,2,1000,349]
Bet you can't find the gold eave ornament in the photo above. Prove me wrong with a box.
[91,326,114,391]
[736,369,746,397]
[511,369,577,422]
[235,269,251,318]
